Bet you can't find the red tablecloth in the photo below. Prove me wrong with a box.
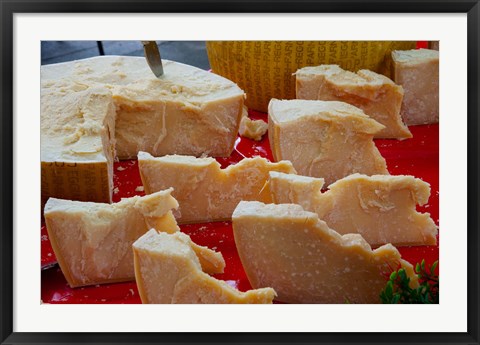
[41,110,439,304]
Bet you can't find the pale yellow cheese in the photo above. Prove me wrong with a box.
[392,49,439,125]
[138,152,296,223]
[267,172,438,247]
[268,99,388,185]
[133,229,276,304]
[239,108,268,141]
[44,189,224,288]
[232,201,418,304]
[296,65,412,139]
[41,56,245,159]
[41,80,116,205]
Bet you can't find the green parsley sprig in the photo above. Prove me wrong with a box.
[380,259,439,304]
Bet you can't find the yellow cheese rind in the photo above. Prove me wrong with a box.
[268,99,388,185]
[133,230,276,304]
[41,81,116,205]
[295,64,412,139]
[232,201,417,304]
[138,152,296,223]
[41,56,246,159]
[268,172,438,247]
[44,189,224,288]
[392,49,439,125]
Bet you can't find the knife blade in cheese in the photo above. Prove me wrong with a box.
[41,56,246,159]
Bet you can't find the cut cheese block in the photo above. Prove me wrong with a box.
[232,201,418,304]
[44,189,224,288]
[392,49,439,125]
[295,64,412,139]
[133,229,276,304]
[138,152,296,223]
[41,80,116,205]
[267,172,438,247]
[41,56,245,159]
[268,99,388,185]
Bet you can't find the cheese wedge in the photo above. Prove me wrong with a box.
[267,172,438,247]
[133,229,276,304]
[41,56,245,159]
[296,64,412,139]
[392,49,439,125]
[41,80,116,205]
[268,99,388,185]
[44,189,224,288]
[138,152,296,223]
[232,201,418,304]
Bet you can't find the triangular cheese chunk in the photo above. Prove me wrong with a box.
[267,172,438,247]
[232,201,418,304]
[133,230,276,304]
[268,99,388,185]
[296,64,412,139]
[44,189,224,288]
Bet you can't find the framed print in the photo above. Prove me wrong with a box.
[1,1,479,344]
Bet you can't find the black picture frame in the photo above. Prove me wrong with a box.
[1,1,479,344]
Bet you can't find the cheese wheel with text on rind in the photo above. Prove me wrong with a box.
[206,41,416,112]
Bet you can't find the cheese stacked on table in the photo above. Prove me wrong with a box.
[42,52,439,304]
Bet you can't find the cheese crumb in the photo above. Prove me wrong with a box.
[117,166,126,171]
[239,116,268,141]
[135,186,145,192]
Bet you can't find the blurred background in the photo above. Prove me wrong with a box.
[41,41,210,70]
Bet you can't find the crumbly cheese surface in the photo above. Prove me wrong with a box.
[44,189,224,288]
[239,109,268,141]
[41,56,245,159]
[138,152,296,223]
[268,99,388,185]
[296,64,412,139]
[268,172,438,247]
[232,201,417,304]
[392,49,439,125]
[41,80,116,204]
[133,229,276,304]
